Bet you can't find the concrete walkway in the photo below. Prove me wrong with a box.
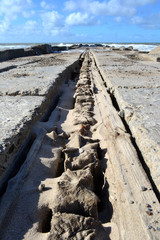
[93,48,160,191]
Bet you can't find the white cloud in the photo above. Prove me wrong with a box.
[41,1,47,8]
[64,0,77,11]
[41,11,62,28]
[131,12,160,29]
[64,0,136,17]
[0,19,10,32]
[76,33,87,37]
[115,16,122,22]
[26,0,32,4]
[131,16,144,24]
[65,12,98,26]
[24,20,38,31]
[64,0,157,17]
[51,27,73,37]
[22,10,35,18]
[0,0,31,17]
[40,10,63,36]
[121,0,157,7]
[0,1,21,19]
[40,1,54,10]
[89,0,136,16]
[0,0,34,34]
[0,0,76,41]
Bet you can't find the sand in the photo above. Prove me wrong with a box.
[0,47,160,240]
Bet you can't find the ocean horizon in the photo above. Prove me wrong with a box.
[0,42,159,52]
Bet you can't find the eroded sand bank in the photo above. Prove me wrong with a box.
[0,51,81,180]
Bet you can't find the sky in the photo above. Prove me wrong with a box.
[0,0,160,43]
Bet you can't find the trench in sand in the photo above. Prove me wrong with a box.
[0,50,160,240]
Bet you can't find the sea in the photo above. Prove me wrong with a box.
[0,42,159,52]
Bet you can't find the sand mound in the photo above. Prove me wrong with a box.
[149,45,160,54]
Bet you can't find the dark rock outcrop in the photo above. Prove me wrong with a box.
[30,44,53,55]
[0,49,25,62]
[48,213,108,240]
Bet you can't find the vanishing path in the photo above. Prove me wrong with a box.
[0,51,159,240]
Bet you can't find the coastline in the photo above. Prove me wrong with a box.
[0,42,159,52]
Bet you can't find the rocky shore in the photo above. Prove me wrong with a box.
[0,43,138,62]
[0,44,160,239]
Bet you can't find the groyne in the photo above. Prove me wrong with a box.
[0,46,160,239]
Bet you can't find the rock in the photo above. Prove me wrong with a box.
[65,132,82,149]
[52,46,68,52]
[94,44,103,47]
[145,203,151,208]
[38,183,45,192]
[64,143,99,171]
[146,210,153,216]
[125,46,133,51]
[54,169,99,219]
[65,133,99,150]
[141,186,148,191]
[118,109,124,118]
[48,213,108,240]
[0,49,25,62]
[64,140,103,196]
[30,44,53,55]
[69,45,80,50]
[119,46,125,51]
[24,48,37,56]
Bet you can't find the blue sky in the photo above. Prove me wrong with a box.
[0,0,160,43]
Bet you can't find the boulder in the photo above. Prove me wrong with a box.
[69,45,80,50]
[64,142,99,171]
[48,213,108,240]
[54,169,99,219]
[119,46,125,51]
[0,49,25,62]
[94,44,103,47]
[31,44,53,55]
[52,46,68,52]
[125,46,133,51]
[24,48,37,56]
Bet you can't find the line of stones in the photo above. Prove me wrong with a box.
[47,52,108,240]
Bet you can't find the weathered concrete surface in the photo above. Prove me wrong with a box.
[0,51,159,240]
[0,51,81,179]
[93,48,160,190]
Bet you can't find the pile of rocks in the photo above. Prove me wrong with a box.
[45,51,107,239]
[0,44,68,62]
